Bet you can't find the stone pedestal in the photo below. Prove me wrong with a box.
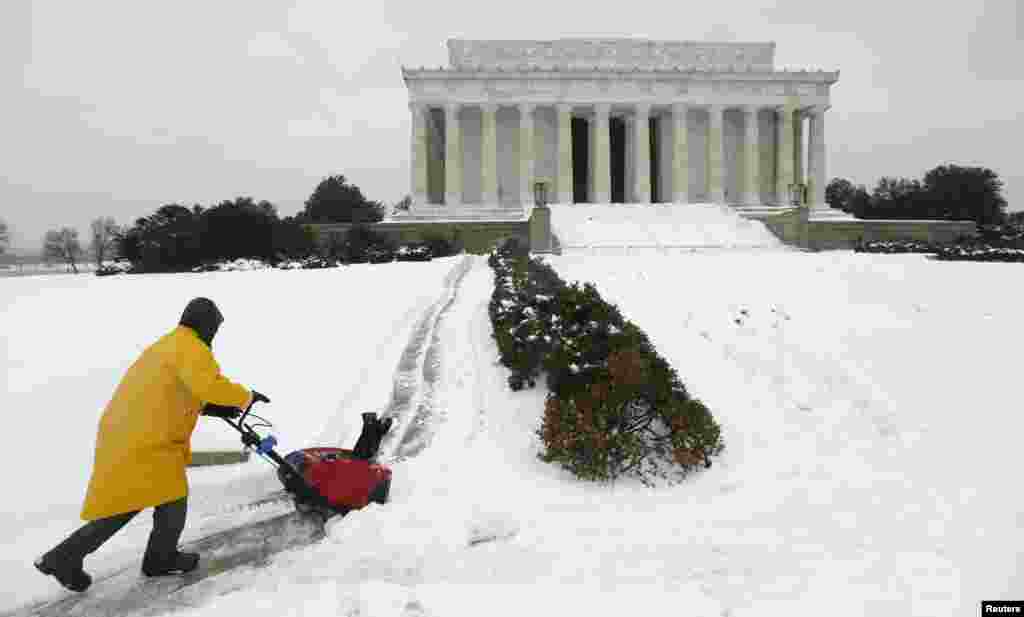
[529,205,552,253]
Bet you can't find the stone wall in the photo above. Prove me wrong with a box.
[747,209,979,250]
[309,220,534,255]
[805,219,978,250]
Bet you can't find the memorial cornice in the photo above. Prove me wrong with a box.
[402,70,836,107]
[401,67,840,82]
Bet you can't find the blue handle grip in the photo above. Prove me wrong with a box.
[256,435,278,455]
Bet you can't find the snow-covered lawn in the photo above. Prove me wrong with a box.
[2,225,1021,615]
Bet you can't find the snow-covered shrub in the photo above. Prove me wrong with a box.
[934,244,1024,262]
[275,255,342,269]
[190,258,272,272]
[854,239,942,254]
[94,260,134,276]
[341,224,395,264]
[394,243,432,262]
[539,349,722,485]
[486,238,724,485]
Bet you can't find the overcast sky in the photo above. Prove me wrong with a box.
[1,0,1020,250]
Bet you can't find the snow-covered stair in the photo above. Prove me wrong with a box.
[550,203,790,253]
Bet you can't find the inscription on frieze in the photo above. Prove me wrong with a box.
[448,39,775,71]
[412,77,701,101]
[711,82,788,96]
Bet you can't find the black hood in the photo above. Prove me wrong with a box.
[179,297,223,347]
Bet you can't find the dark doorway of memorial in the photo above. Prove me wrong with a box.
[610,116,626,203]
[571,116,589,203]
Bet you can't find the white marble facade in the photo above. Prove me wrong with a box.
[403,39,838,214]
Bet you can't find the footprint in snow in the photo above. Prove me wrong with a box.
[468,516,520,547]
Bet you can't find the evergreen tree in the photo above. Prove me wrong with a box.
[825,178,856,212]
[0,218,9,255]
[922,164,1007,225]
[301,175,384,223]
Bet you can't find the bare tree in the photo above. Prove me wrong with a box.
[43,227,83,273]
[89,216,120,268]
[0,217,9,255]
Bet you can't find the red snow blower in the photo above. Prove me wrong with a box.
[209,401,393,520]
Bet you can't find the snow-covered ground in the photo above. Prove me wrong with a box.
[2,206,1021,616]
[549,202,785,249]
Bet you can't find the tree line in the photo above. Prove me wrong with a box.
[826,164,1008,225]
[6,175,390,273]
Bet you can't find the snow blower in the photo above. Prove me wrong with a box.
[209,402,393,520]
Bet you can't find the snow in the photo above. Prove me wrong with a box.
[550,202,785,249]
[3,206,1023,616]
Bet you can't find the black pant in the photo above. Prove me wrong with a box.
[45,498,187,567]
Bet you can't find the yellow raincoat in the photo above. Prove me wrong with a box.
[80,325,252,520]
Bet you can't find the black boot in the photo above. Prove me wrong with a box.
[141,551,199,577]
[141,498,194,577]
[34,553,92,592]
[35,509,140,593]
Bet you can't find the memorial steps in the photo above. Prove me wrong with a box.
[548,202,792,253]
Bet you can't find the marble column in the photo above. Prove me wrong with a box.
[707,105,725,203]
[409,103,428,206]
[633,104,651,203]
[444,103,462,207]
[775,106,794,205]
[624,115,634,201]
[808,105,829,211]
[793,110,804,192]
[519,103,535,206]
[480,103,498,205]
[592,103,611,204]
[742,106,760,206]
[671,103,688,204]
[556,103,574,204]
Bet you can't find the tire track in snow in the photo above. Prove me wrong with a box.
[313,297,434,446]
[378,255,475,462]
[203,257,473,516]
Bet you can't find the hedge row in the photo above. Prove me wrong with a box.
[933,245,1024,262]
[853,239,943,254]
[96,228,457,275]
[486,239,724,486]
[853,238,1024,262]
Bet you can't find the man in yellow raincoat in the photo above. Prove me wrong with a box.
[34,297,269,592]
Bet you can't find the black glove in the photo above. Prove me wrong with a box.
[251,391,271,404]
[201,403,241,419]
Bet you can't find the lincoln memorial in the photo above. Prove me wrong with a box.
[399,38,839,219]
